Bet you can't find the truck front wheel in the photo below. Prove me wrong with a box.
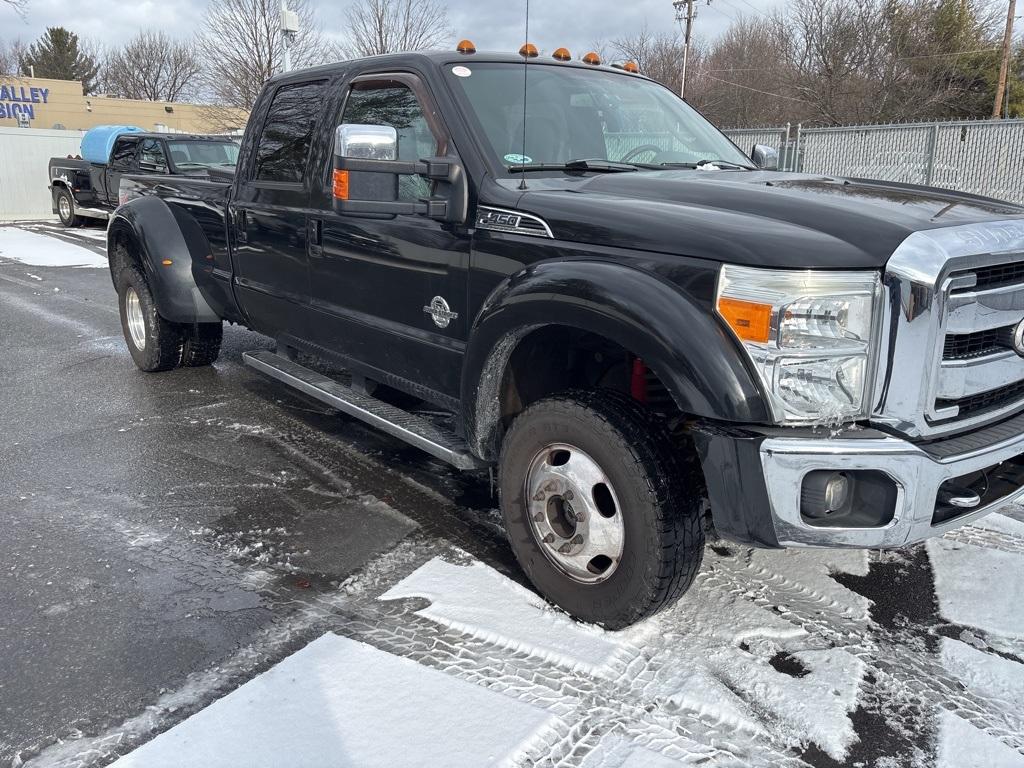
[499,390,705,629]
[117,267,184,372]
[55,188,82,228]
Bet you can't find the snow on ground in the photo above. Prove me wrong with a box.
[109,633,561,768]
[927,514,1024,639]
[0,226,107,268]
[936,711,1024,768]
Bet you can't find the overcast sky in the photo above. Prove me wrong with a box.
[1,0,775,56]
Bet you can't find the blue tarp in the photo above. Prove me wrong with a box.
[80,125,143,165]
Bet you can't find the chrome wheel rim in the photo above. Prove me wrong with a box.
[58,195,71,220]
[125,287,147,350]
[524,443,625,584]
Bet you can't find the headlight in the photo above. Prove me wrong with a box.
[716,265,881,425]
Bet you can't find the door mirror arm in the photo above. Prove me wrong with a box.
[332,124,467,224]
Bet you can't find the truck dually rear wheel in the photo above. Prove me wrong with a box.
[499,390,705,629]
[117,267,185,372]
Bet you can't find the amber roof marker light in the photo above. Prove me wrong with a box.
[456,39,476,54]
[552,47,571,61]
[582,51,602,66]
[519,42,539,58]
[623,60,640,73]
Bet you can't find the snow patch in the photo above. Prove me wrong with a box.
[927,536,1024,638]
[936,710,1024,768]
[0,226,107,268]
[940,638,1024,718]
[381,557,621,676]
[109,632,560,768]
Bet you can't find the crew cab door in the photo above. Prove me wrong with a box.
[229,79,328,340]
[307,71,471,405]
[103,137,139,205]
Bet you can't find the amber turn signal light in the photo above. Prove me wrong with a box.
[623,60,640,73]
[717,297,772,343]
[582,51,601,65]
[552,47,571,61]
[456,39,476,54]
[332,169,349,200]
[519,42,539,58]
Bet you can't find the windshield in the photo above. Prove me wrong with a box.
[167,140,240,169]
[446,62,750,171]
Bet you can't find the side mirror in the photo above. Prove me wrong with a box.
[336,124,398,160]
[332,124,467,224]
[751,144,779,171]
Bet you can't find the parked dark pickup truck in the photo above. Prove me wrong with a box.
[108,48,1024,628]
[49,132,239,227]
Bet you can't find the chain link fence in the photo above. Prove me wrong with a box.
[722,119,1024,206]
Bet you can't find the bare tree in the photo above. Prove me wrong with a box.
[2,0,28,17]
[343,0,451,58]
[610,27,696,96]
[0,39,27,76]
[197,0,330,113]
[102,32,202,102]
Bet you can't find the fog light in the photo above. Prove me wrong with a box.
[800,469,898,528]
[801,471,851,519]
[824,472,850,512]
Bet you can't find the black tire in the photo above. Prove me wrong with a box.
[117,267,184,372]
[55,187,82,228]
[181,323,223,367]
[499,390,705,629]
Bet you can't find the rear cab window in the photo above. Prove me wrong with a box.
[253,80,328,184]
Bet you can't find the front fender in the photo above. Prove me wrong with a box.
[107,196,219,324]
[461,260,770,459]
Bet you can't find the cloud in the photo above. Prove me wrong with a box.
[1,0,774,56]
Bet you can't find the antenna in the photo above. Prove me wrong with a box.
[518,0,530,191]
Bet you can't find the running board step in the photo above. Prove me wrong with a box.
[243,350,488,471]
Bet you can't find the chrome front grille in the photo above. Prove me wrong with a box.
[873,220,1024,438]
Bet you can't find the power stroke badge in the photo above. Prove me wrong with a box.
[423,296,459,329]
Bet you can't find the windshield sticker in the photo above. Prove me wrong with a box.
[504,153,533,164]
[452,66,472,78]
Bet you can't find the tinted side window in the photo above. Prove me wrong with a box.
[255,80,327,183]
[139,139,167,171]
[110,139,137,168]
[342,81,438,201]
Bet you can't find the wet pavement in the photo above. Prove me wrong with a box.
[2,222,1024,768]
[0,222,507,764]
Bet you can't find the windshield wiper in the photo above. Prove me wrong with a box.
[508,158,647,174]
[657,159,756,170]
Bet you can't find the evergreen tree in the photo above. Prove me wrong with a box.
[19,27,100,95]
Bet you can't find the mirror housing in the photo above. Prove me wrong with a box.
[751,144,779,171]
[332,124,467,224]
[336,124,398,160]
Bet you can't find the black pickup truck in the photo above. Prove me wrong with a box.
[108,48,1024,628]
[49,132,238,227]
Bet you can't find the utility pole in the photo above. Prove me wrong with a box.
[280,0,299,73]
[674,0,696,98]
[993,0,1016,119]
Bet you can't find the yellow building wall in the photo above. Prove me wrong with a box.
[0,76,248,133]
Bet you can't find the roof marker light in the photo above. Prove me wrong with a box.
[519,42,539,58]
[623,60,640,73]
[456,39,476,54]
[582,51,601,66]
[552,47,571,61]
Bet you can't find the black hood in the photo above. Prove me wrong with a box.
[501,171,1024,269]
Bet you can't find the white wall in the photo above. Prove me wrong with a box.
[0,127,85,221]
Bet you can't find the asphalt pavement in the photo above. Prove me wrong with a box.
[2,221,1023,768]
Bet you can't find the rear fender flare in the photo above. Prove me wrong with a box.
[460,260,769,460]
[106,196,219,324]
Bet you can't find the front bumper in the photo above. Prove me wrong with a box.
[696,416,1024,549]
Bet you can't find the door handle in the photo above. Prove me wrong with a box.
[308,217,323,257]
[236,209,248,244]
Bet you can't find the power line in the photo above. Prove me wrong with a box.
[705,74,815,103]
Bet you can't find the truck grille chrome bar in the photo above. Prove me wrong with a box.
[873,220,1024,438]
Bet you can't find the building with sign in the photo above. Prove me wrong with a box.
[0,76,247,133]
